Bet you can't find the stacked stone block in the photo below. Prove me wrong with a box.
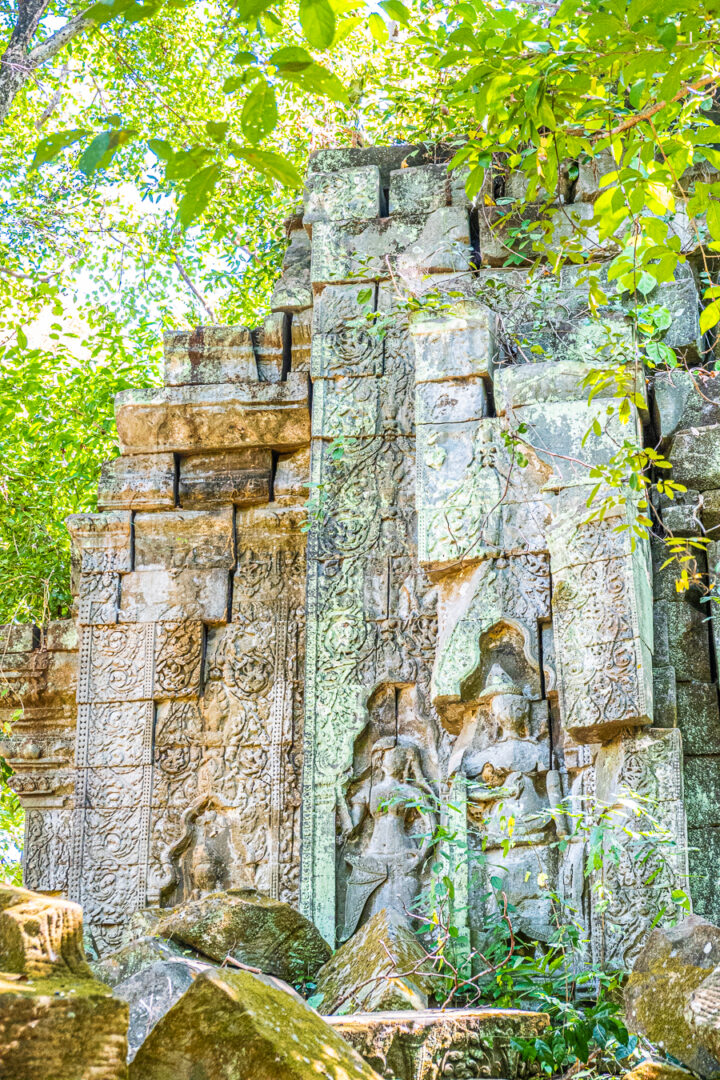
[654,370,720,923]
[0,143,714,971]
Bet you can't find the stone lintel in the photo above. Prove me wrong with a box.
[114,374,310,455]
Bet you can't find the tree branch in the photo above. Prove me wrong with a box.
[172,252,217,322]
[28,8,94,67]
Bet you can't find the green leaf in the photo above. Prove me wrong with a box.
[299,0,336,49]
[700,301,720,334]
[636,270,657,296]
[233,50,258,65]
[176,163,223,228]
[84,0,135,24]
[231,146,303,188]
[206,120,230,143]
[78,128,138,176]
[708,201,720,240]
[378,0,409,24]
[232,0,274,18]
[270,46,314,72]
[147,138,172,160]
[241,79,278,144]
[30,129,89,170]
[274,58,349,103]
[368,12,388,41]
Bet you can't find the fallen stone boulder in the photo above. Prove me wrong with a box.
[0,885,128,1080]
[0,885,91,978]
[623,1062,697,1080]
[314,908,434,1014]
[0,973,129,1080]
[154,888,331,983]
[625,915,720,1077]
[92,935,192,988]
[686,964,720,1061]
[328,1006,549,1080]
[128,966,382,1080]
[114,956,307,1062]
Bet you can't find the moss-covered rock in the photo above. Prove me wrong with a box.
[625,915,720,1078]
[0,973,128,1080]
[128,966,382,1080]
[314,908,433,1014]
[0,885,92,979]
[686,964,720,1061]
[92,935,192,988]
[154,889,331,982]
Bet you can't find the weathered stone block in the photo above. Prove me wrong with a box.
[315,909,433,1015]
[307,144,438,184]
[304,166,381,227]
[410,301,496,384]
[654,664,677,727]
[670,425,720,491]
[688,828,720,925]
[92,936,190,987]
[115,375,310,455]
[663,502,703,537]
[128,967,380,1080]
[655,371,720,441]
[78,570,120,625]
[0,974,129,1080]
[313,281,377,334]
[495,359,647,413]
[115,957,213,1061]
[415,376,487,424]
[701,489,720,533]
[164,325,257,385]
[275,446,310,503]
[252,311,285,381]
[97,454,176,512]
[66,512,132,574]
[388,163,452,215]
[311,282,382,377]
[0,886,91,978]
[154,890,330,982]
[118,569,230,623]
[477,200,601,267]
[134,508,234,570]
[178,449,271,508]
[271,225,312,312]
[291,306,312,371]
[512,400,642,488]
[685,757,720,826]
[679,683,720,757]
[311,208,470,285]
[686,965,720,1066]
[328,1006,549,1080]
[660,599,713,682]
[625,916,720,1078]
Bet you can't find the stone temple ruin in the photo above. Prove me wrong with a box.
[2,143,720,995]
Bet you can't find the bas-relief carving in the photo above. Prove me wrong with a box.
[450,665,566,944]
[4,154,696,970]
[338,731,436,941]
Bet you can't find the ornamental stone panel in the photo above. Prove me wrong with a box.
[3,144,709,972]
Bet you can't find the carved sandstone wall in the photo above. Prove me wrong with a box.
[2,143,718,964]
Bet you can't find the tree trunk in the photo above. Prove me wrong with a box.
[0,0,90,126]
